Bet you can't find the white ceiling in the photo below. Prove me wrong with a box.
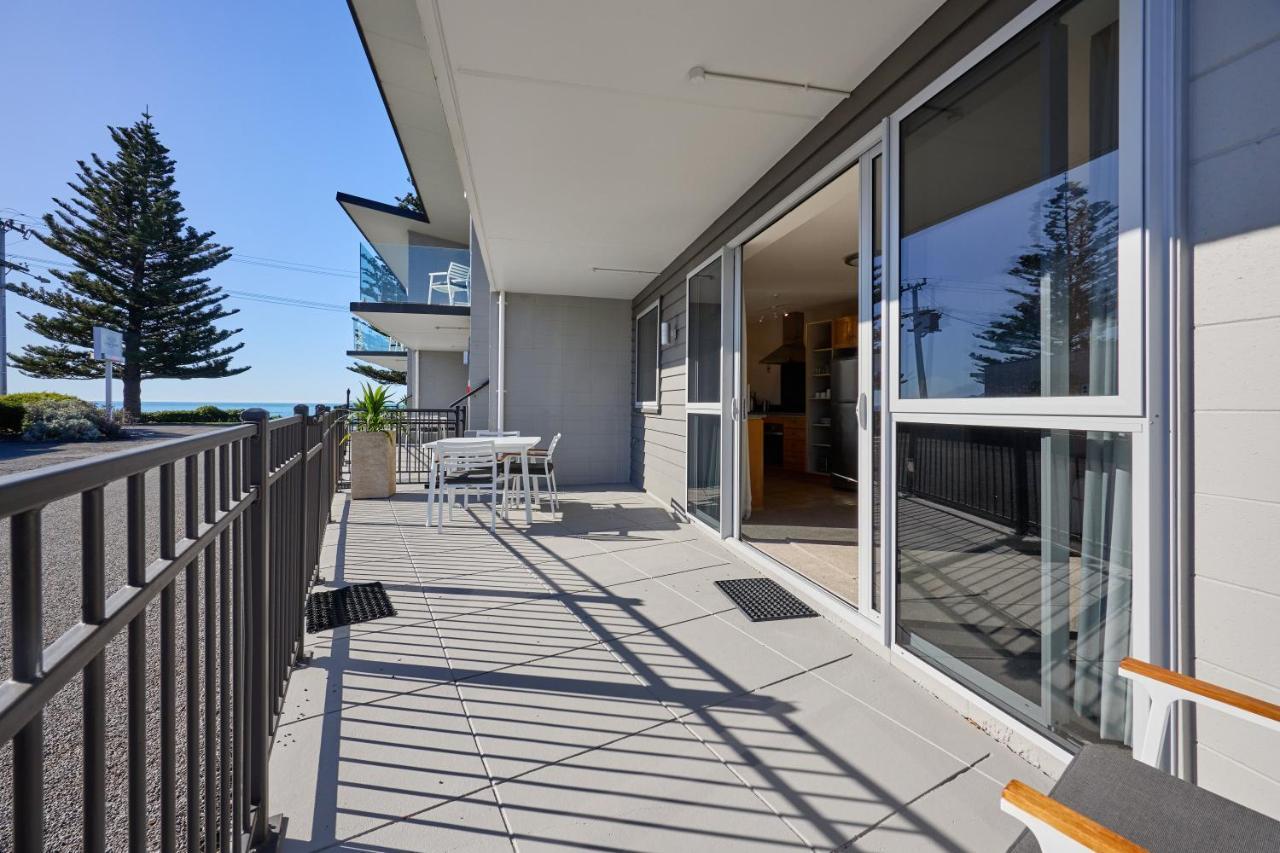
[352,0,472,246]
[353,0,942,300]
[742,164,860,315]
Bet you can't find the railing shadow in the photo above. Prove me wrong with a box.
[289,488,989,852]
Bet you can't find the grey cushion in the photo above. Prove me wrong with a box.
[443,471,495,485]
[1009,744,1280,852]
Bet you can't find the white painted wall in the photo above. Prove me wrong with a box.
[1187,0,1280,817]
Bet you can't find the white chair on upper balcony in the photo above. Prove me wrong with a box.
[428,262,470,306]
[465,429,520,438]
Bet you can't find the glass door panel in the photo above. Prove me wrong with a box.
[687,256,723,530]
[858,148,885,617]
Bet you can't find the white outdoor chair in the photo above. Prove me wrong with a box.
[505,432,561,513]
[433,440,501,532]
[464,429,520,437]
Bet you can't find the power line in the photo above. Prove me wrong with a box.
[8,255,348,313]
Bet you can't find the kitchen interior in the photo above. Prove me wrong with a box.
[741,164,861,604]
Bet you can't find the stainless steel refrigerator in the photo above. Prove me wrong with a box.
[829,354,858,491]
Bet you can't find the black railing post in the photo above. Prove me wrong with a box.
[240,408,276,849]
[294,405,312,663]
[316,405,330,523]
[12,508,44,851]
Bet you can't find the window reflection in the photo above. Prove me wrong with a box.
[899,0,1121,399]
[895,423,1132,746]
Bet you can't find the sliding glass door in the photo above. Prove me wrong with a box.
[888,0,1141,748]
[687,254,725,530]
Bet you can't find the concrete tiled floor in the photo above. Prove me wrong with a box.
[271,487,1050,851]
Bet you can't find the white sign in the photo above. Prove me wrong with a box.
[93,327,124,363]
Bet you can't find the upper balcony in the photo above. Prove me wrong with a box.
[358,243,471,309]
[347,316,407,370]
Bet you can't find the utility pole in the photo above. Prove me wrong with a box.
[903,277,930,399]
[1,222,7,395]
[0,217,43,396]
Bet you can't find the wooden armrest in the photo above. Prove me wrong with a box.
[1001,780,1148,853]
[1119,657,1280,724]
[1119,657,1280,765]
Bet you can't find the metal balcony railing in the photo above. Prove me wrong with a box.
[340,407,466,485]
[0,405,347,851]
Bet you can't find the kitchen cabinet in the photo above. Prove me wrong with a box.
[832,314,857,350]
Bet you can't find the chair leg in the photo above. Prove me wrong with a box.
[549,470,559,512]
[437,487,446,532]
[489,485,496,532]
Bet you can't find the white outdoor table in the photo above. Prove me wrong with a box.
[425,436,542,526]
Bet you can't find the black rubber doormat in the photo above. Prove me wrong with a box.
[715,578,818,622]
[306,582,396,633]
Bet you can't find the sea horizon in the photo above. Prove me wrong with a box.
[93,401,341,418]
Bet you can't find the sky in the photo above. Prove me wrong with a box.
[1,0,410,405]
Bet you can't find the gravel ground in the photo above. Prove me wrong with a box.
[0,425,239,850]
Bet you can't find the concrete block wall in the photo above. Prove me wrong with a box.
[1187,0,1280,817]
[501,293,632,485]
[413,350,468,409]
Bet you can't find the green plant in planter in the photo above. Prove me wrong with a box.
[347,382,397,440]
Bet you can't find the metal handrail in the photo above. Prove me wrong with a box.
[449,378,489,408]
[0,404,347,851]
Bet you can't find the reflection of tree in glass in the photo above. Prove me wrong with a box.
[359,244,404,303]
[969,180,1117,395]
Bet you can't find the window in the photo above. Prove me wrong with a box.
[634,300,659,408]
[686,255,723,530]
[898,0,1123,403]
[896,423,1133,747]
[889,0,1140,749]
[687,258,721,405]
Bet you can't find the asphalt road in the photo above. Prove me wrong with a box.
[0,425,234,848]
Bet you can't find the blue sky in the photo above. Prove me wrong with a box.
[1,0,409,404]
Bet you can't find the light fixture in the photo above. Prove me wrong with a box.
[686,65,850,97]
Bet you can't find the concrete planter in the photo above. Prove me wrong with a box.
[349,430,396,499]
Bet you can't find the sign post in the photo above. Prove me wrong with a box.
[93,327,124,417]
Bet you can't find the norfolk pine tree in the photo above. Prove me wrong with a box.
[7,112,247,416]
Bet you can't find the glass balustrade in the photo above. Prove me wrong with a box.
[358,242,471,307]
[352,317,404,353]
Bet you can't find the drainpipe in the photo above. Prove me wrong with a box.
[496,291,507,430]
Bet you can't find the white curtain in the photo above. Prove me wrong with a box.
[1070,240,1131,742]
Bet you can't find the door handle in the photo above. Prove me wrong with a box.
[857,392,868,429]
[731,397,740,421]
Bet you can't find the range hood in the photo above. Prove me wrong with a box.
[760,313,806,364]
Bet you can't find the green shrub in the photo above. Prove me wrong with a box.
[140,405,244,424]
[21,398,121,442]
[0,392,82,435]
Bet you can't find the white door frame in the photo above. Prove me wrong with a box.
[724,123,887,627]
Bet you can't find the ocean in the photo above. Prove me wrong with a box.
[97,401,336,419]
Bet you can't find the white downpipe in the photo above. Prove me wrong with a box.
[496,291,507,430]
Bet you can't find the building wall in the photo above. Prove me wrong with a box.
[630,280,688,509]
[502,293,631,485]
[413,350,468,409]
[467,224,492,430]
[629,0,1031,508]
[1186,0,1280,817]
